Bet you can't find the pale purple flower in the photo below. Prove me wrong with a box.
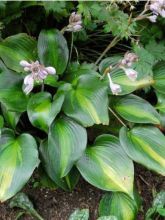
[121,52,138,67]
[148,14,157,22]
[121,67,138,81]
[66,12,82,32]
[20,60,56,95]
[107,73,121,95]
[149,0,165,21]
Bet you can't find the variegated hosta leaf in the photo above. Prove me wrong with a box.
[0,33,37,72]
[76,135,134,197]
[113,94,160,124]
[99,56,154,95]
[120,126,165,175]
[0,129,39,202]
[68,209,89,220]
[1,104,21,129]
[99,192,138,220]
[27,92,64,132]
[153,62,165,94]
[48,117,87,177]
[0,65,28,112]
[62,74,109,127]
[40,140,80,191]
[38,29,69,75]
[111,69,154,95]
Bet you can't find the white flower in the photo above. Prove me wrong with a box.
[107,73,121,95]
[121,67,138,81]
[148,14,157,22]
[66,12,82,32]
[23,74,34,95]
[20,60,56,94]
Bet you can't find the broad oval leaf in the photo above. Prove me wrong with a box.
[68,209,89,220]
[153,62,165,94]
[27,91,64,132]
[120,126,165,175]
[48,117,87,177]
[0,129,39,202]
[40,140,80,191]
[1,104,21,129]
[62,74,109,127]
[0,67,28,112]
[99,192,138,220]
[113,94,160,124]
[0,33,37,72]
[38,29,69,74]
[76,134,134,197]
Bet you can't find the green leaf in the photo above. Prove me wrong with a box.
[76,134,134,197]
[97,216,118,220]
[0,115,4,129]
[27,91,64,132]
[120,126,165,175]
[48,117,87,177]
[62,74,109,127]
[9,192,44,220]
[156,92,165,113]
[99,56,154,95]
[68,209,89,220]
[0,33,37,72]
[145,40,165,61]
[157,207,165,216]
[0,67,28,112]
[99,192,138,220]
[38,29,69,74]
[0,129,39,202]
[1,104,21,129]
[40,140,80,191]
[153,62,165,94]
[153,191,165,208]
[113,94,160,124]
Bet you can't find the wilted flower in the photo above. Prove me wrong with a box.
[121,52,138,67]
[107,73,122,95]
[20,60,56,95]
[66,12,82,32]
[120,67,138,81]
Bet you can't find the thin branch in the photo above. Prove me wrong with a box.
[108,107,127,127]
[95,36,120,66]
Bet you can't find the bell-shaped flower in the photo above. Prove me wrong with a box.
[148,14,157,22]
[66,12,82,32]
[121,67,138,81]
[121,52,138,67]
[20,60,56,95]
[107,73,121,95]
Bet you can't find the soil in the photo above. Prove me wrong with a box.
[0,165,164,220]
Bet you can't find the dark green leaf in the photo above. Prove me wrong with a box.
[38,29,69,74]
[68,209,89,220]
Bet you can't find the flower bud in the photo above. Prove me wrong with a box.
[124,68,138,81]
[45,67,56,75]
[110,83,122,95]
[20,60,31,67]
[73,24,82,32]
[148,15,157,22]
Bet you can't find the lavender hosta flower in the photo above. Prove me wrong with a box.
[149,0,165,21]
[121,67,138,81]
[20,60,56,94]
[107,73,121,95]
[148,14,157,22]
[121,52,138,67]
[66,12,82,32]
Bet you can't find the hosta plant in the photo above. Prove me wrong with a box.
[0,1,165,219]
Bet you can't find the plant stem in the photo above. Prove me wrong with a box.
[95,36,120,66]
[108,107,127,127]
[69,32,74,64]
[41,80,44,92]
[30,209,44,220]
